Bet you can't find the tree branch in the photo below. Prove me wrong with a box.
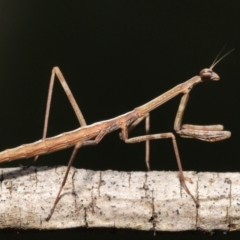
[0,167,239,231]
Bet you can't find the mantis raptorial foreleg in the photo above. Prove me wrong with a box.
[174,92,230,141]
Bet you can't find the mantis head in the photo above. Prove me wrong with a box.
[200,68,220,81]
[199,48,234,82]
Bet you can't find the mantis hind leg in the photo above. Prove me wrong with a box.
[46,128,109,221]
[33,67,87,164]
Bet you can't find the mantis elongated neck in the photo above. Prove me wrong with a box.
[134,76,201,116]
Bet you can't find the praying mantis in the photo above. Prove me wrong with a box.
[0,50,232,221]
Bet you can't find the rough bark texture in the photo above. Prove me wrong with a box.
[0,167,239,231]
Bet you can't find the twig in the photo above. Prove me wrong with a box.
[0,166,239,231]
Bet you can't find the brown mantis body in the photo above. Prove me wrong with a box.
[0,51,232,221]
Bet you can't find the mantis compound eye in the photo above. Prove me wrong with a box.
[200,68,220,81]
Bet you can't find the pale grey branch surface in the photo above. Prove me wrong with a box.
[0,167,239,231]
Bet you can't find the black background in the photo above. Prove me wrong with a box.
[0,1,240,239]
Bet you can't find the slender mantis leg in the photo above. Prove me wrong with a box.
[33,67,87,163]
[46,128,110,221]
[124,113,150,170]
[120,120,198,206]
